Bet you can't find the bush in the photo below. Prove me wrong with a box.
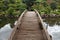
[22,0,36,10]
[50,2,57,10]
[0,0,27,17]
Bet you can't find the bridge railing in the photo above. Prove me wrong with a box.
[9,9,51,40]
[35,9,51,40]
[8,10,27,40]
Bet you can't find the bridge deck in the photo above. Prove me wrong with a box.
[9,11,51,40]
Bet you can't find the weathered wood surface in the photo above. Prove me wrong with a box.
[9,10,51,40]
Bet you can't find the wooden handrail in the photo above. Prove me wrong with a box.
[35,9,51,40]
[8,10,27,40]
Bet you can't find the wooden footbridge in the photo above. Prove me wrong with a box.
[9,10,51,40]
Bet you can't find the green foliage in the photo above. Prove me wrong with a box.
[0,1,8,11]
[0,0,60,16]
[50,2,57,10]
[0,0,27,17]
[22,0,36,10]
[33,0,60,15]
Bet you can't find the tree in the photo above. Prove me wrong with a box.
[22,0,36,10]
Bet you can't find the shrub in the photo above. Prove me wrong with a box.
[22,0,36,10]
